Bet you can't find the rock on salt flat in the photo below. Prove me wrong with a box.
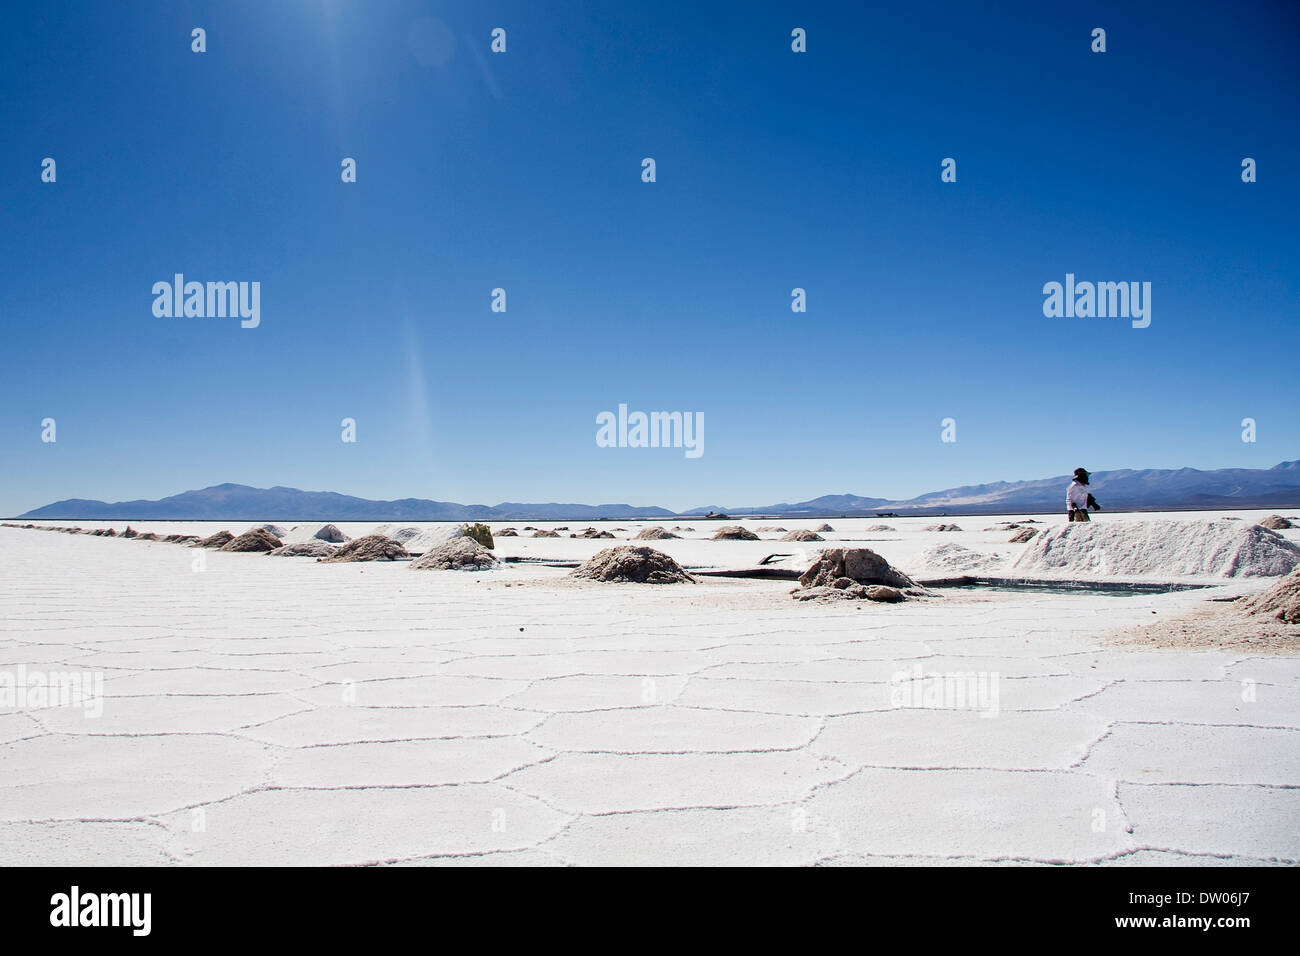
[572,546,695,584]
[634,527,680,540]
[409,538,499,571]
[195,530,234,549]
[1012,520,1300,579]
[1258,515,1294,530]
[318,534,409,563]
[797,548,915,590]
[220,528,282,552]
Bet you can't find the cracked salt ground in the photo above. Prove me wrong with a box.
[1,526,1297,866]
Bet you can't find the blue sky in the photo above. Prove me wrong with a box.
[1,0,1297,515]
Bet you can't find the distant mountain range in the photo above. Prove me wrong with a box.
[16,461,1300,521]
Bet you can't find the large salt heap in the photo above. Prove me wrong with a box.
[1011,519,1300,579]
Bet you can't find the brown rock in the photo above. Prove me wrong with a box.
[195,530,234,548]
[220,528,283,552]
[410,538,499,571]
[1258,515,1294,530]
[798,548,916,590]
[318,534,409,563]
[572,546,695,584]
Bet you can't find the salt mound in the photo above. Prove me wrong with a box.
[496,529,519,537]
[634,527,680,540]
[907,543,1005,576]
[1241,567,1300,623]
[318,534,409,563]
[756,526,788,533]
[195,530,234,549]
[866,524,895,532]
[410,538,499,571]
[712,526,758,540]
[672,526,695,532]
[798,548,915,590]
[260,524,288,538]
[221,528,283,552]
[532,530,560,538]
[572,546,695,584]
[370,524,423,543]
[402,526,466,555]
[781,529,824,542]
[1258,515,1294,530]
[924,523,962,532]
[287,524,350,544]
[1011,520,1300,579]
[268,540,337,558]
[1008,528,1038,543]
[572,528,615,539]
[815,524,835,532]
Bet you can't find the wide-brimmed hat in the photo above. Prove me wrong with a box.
[1073,467,1090,483]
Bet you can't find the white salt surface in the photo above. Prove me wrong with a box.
[2,511,1298,865]
[905,543,1009,577]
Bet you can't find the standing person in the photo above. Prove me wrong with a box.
[1067,467,1101,522]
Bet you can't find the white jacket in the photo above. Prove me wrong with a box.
[1067,480,1091,511]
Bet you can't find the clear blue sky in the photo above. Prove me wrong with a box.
[2,0,1297,515]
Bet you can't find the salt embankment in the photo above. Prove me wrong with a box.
[1011,519,1300,580]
